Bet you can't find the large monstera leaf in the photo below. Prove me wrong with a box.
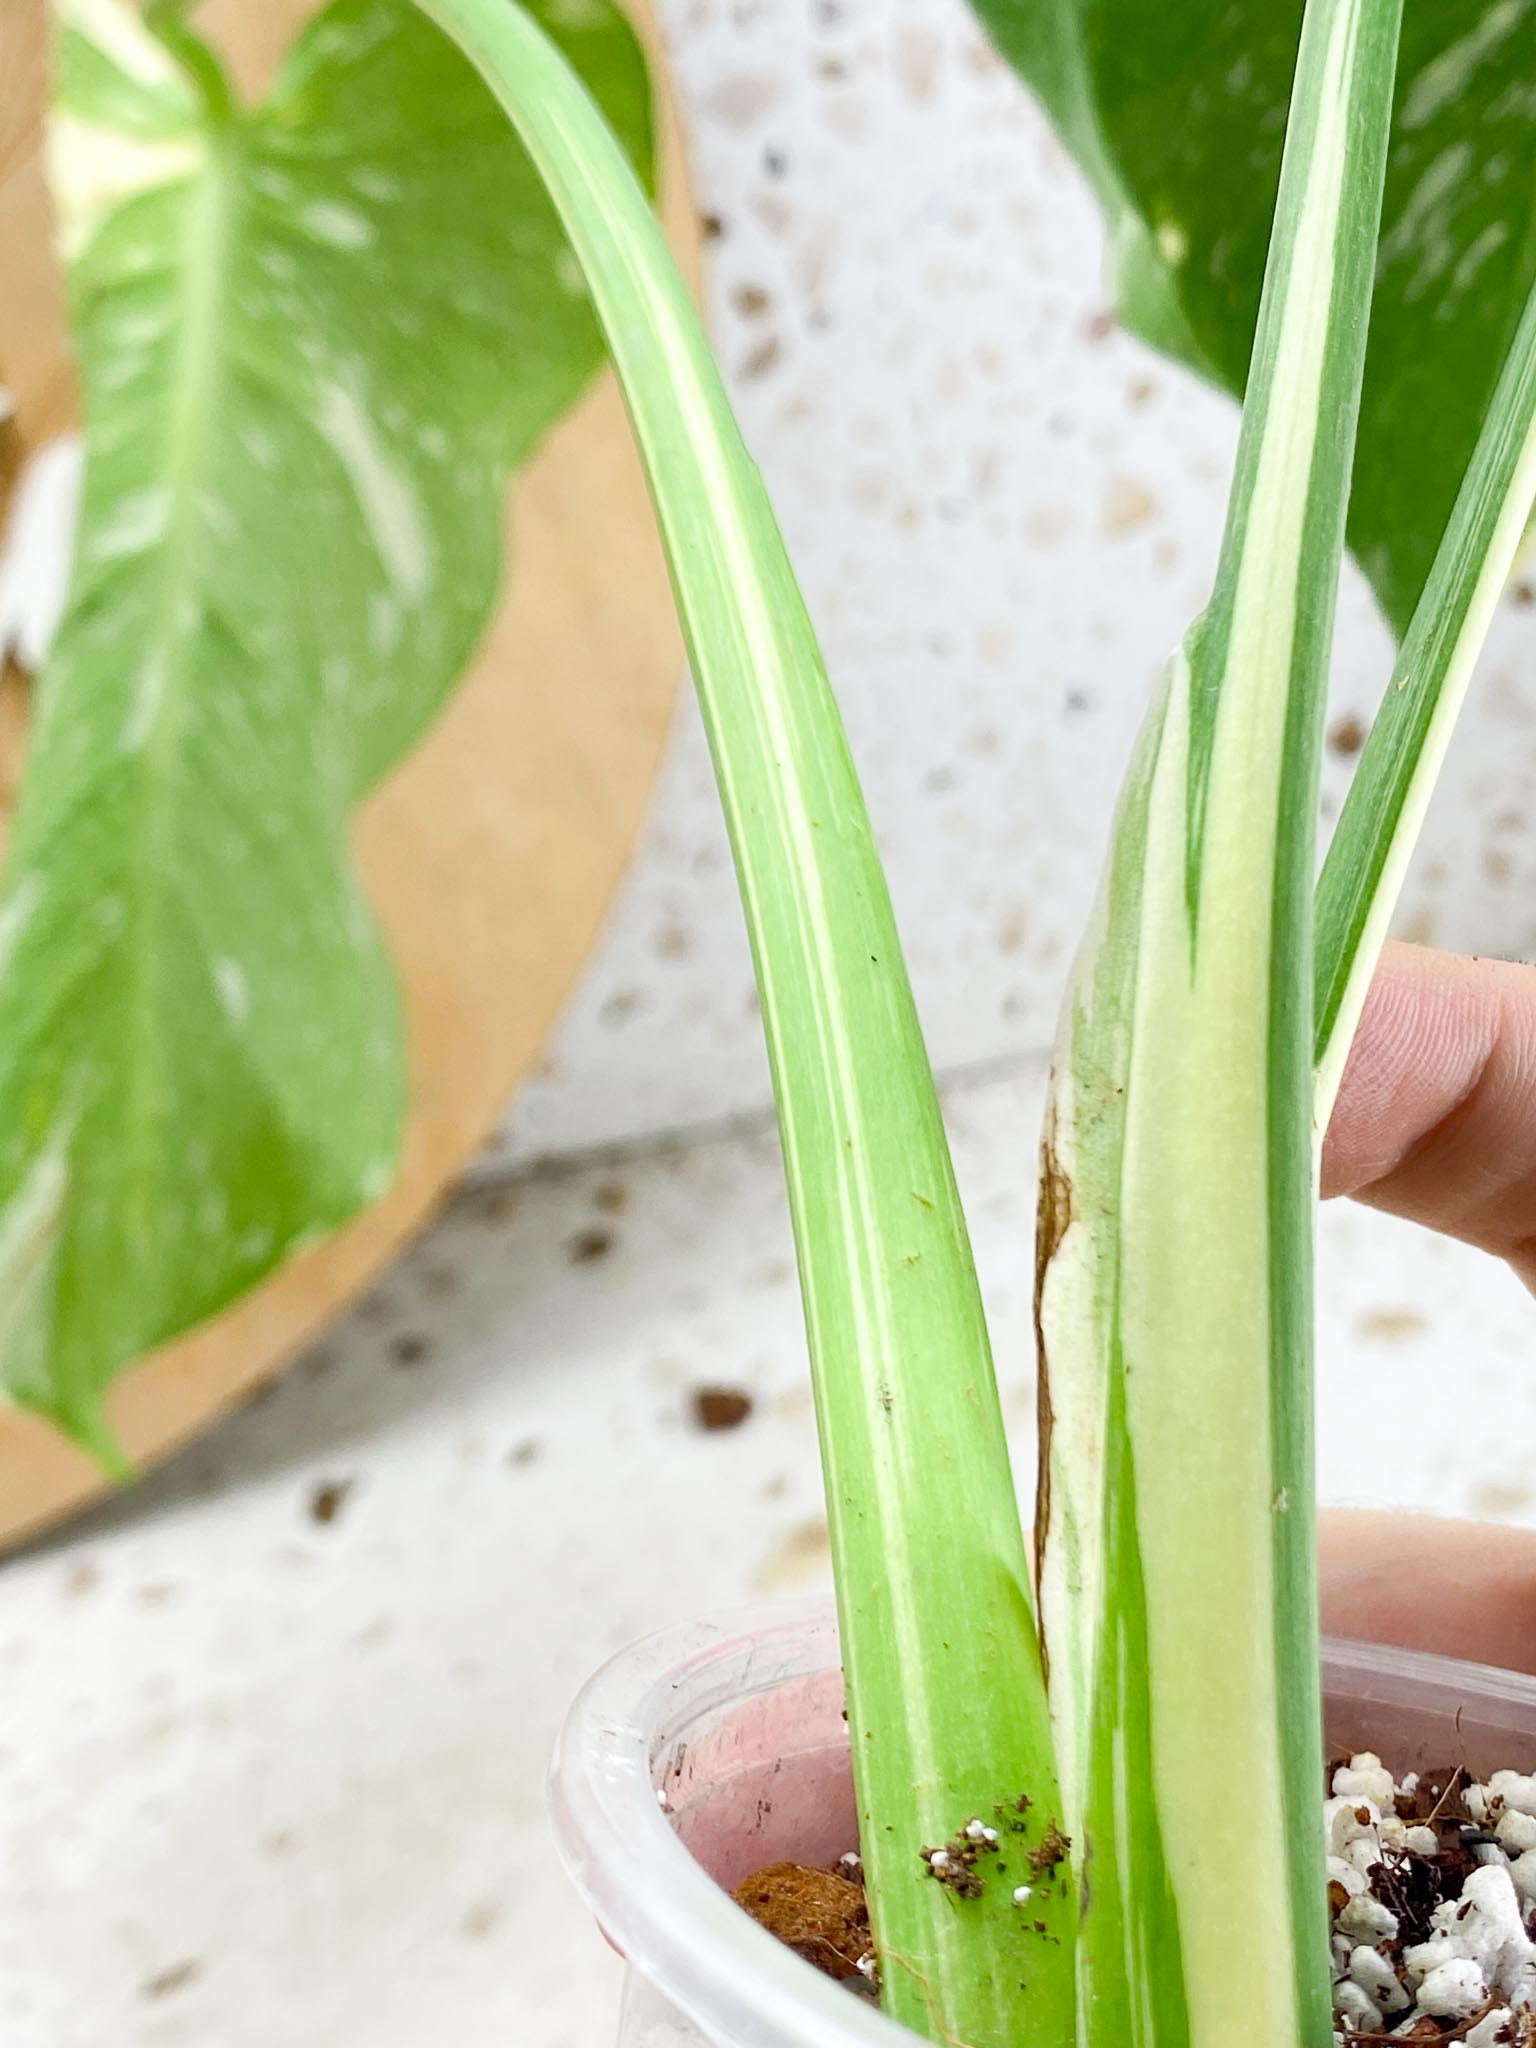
[0,0,651,1451]
[975,0,1536,634]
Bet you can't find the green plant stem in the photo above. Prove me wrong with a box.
[407,2,1075,2040]
[1034,2,1402,2044]
[1314,277,1536,1122]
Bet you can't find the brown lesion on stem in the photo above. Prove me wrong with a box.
[1032,1091,1074,1664]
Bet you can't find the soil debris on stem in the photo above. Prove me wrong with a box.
[1027,1821,1071,1878]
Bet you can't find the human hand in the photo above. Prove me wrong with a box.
[1319,1509,1536,1674]
[1324,940,1536,1287]
[1321,941,1536,1673]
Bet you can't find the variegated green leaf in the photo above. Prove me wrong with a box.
[0,0,651,1450]
[1035,2,1401,2043]
[971,0,1536,638]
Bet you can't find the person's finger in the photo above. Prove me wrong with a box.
[1322,942,1536,1291]
[1320,1509,1536,1673]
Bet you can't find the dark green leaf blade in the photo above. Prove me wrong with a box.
[972,0,1536,634]
[0,0,651,1449]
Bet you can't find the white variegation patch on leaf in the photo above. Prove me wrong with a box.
[0,0,651,1446]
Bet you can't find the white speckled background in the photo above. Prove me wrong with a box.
[5,3,1536,2046]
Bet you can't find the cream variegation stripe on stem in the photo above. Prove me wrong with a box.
[1315,280,1536,1127]
[413,3,1077,2042]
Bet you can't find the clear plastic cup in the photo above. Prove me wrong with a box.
[549,1597,1536,2048]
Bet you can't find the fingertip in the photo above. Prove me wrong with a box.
[1320,1509,1536,1673]
[1321,943,1508,1205]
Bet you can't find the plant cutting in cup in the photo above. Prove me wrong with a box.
[14,1,1536,2044]
[421,2,1535,2042]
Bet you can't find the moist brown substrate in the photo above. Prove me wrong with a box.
[730,1861,875,1992]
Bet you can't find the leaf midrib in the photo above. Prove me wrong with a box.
[117,100,241,1279]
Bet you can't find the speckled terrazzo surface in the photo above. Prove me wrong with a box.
[5,4,1536,2046]
[3,1084,1534,2048]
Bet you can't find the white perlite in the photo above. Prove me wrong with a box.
[1328,1752,1536,2044]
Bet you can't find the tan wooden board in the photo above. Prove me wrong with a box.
[0,0,698,1549]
